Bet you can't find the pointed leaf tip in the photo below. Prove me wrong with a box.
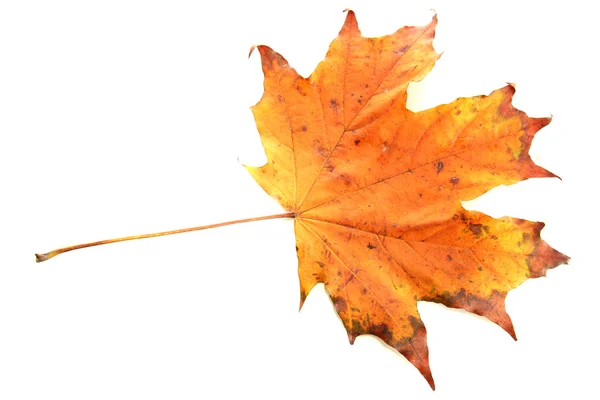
[340,9,359,35]
[248,44,257,59]
[396,318,435,390]
[348,332,357,345]
[255,45,290,71]
[430,13,438,27]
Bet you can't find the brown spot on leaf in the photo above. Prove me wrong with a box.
[301,125,307,132]
[329,98,339,112]
[317,146,328,157]
[450,176,460,185]
[333,296,348,313]
[469,223,483,237]
[437,161,444,173]
[295,85,307,96]
[339,173,352,186]
[394,45,409,54]
[370,323,393,342]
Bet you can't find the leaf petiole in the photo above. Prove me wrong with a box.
[35,212,296,263]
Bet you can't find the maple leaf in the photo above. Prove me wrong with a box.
[245,10,569,389]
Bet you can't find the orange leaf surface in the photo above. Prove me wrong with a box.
[246,11,568,389]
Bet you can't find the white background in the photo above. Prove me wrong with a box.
[1,0,597,399]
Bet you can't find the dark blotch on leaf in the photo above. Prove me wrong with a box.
[370,323,393,342]
[437,161,444,173]
[469,223,483,236]
[333,296,348,313]
[329,98,339,112]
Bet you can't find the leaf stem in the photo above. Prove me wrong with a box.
[35,212,296,263]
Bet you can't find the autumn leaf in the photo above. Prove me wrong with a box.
[33,9,570,391]
[245,10,569,389]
